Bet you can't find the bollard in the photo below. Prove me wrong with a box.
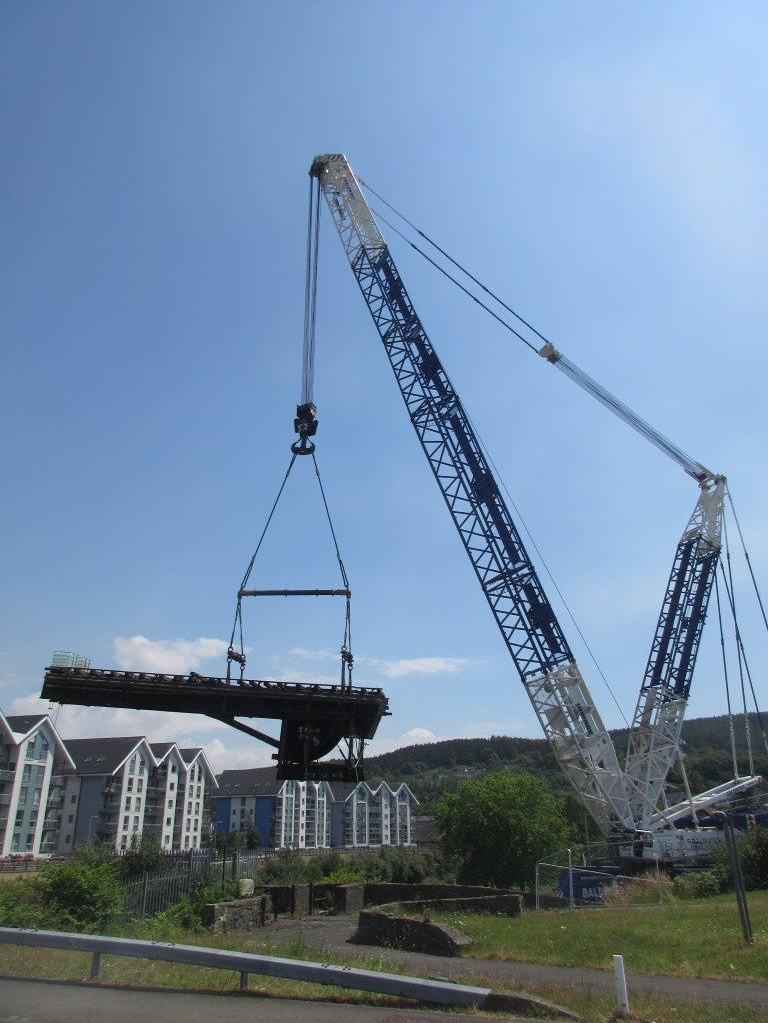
[612,954,629,1019]
[90,951,102,979]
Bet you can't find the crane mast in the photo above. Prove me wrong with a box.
[312,153,750,844]
[311,154,635,833]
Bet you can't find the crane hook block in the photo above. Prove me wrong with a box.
[291,402,318,454]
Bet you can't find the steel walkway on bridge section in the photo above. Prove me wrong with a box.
[41,666,389,782]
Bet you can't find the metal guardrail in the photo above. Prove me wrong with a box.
[0,927,491,1008]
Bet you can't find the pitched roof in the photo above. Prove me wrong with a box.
[216,767,284,797]
[150,742,174,757]
[6,714,47,736]
[64,736,146,775]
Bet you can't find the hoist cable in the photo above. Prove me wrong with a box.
[368,205,539,354]
[228,453,298,655]
[720,523,755,774]
[364,182,712,482]
[715,572,740,778]
[310,451,353,672]
[464,407,631,728]
[362,178,551,349]
[726,487,768,638]
[301,176,322,406]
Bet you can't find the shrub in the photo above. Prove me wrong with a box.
[738,826,768,891]
[672,870,724,900]
[0,859,123,932]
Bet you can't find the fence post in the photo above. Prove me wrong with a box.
[141,872,149,917]
[612,954,630,1018]
[239,970,249,990]
[534,863,540,911]
[567,848,575,911]
[90,951,102,979]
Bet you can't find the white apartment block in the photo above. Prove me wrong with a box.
[215,768,417,850]
[0,711,74,856]
[59,736,217,853]
[337,781,415,848]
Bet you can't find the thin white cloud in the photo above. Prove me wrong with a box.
[112,636,228,674]
[369,656,470,679]
[204,737,274,773]
[282,647,470,680]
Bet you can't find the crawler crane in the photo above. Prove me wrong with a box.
[309,153,762,860]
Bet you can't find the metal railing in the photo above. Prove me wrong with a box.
[0,927,493,1008]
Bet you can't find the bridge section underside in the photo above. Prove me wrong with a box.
[41,667,389,782]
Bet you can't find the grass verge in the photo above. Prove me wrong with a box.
[433,890,768,981]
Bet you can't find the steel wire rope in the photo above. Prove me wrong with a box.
[227,453,298,673]
[717,547,768,761]
[726,487,768,639]
[360,198,630,724]
[462,407,631,729]
[364,184,707,480]
[302,176,322,406]
[715,572,740,779]
[719,520,759,770]
[311,451,353,670]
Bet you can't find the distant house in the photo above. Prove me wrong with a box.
[214,768,417,849]
[0,711,74,856]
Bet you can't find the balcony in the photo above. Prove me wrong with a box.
[0,793,12,806]
[97,822,119,835]
[0,769,13,783]
[45,810,62,823]
[49,775,65,788]
[100,802,121,814]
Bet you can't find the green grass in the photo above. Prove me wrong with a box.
[433,889,768,982]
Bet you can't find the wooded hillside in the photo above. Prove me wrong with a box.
[366,712,768,815]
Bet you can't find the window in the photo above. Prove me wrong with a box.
[196,786,201,798]
[71,794,77,804]
[171,764,177,774]
[137,779,143,793]
[127,778,134,792]
[133,815,139,829]
[67,814,74,824]
[65,834,71,844]
[135,799,141,812]
[195,802,199,814]
[167,799,173,809]
[129,756,136,773]
[125,796,131,811]
[187,801,192,813]
[40,740,49,756]
[193,820,198,832]
[166,816,171,826]
[123,816,129,829]
[164,835,170,845]
[184,836,189,848]
[22,765,31,782]
[169,782,175,791]
[186,820,190,832]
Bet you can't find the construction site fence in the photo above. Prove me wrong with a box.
[534,856,665,910]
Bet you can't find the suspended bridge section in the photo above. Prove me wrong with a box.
[42,665,388,782]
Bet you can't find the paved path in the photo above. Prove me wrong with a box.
[0,978,529,1023]
[249,912,768,1008]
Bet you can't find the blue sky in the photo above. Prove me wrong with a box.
[2,2,767,772]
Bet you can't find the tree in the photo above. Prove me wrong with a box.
[437,770,574,889]
[243,822,262,850]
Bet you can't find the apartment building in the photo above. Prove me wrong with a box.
[214,768,416,849]
[59,736,217,852]
[331,780,416,848]
[0,711,74,856]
